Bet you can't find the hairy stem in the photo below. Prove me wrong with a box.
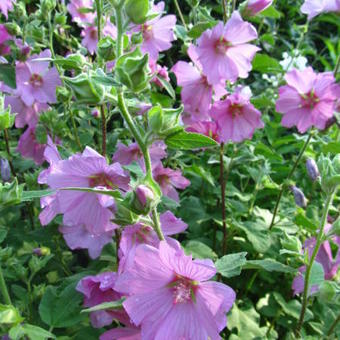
[220,143,228,254]
[115,3,165,241]
[3,129,16,177]
[295,191,336,335]
[174,0,187,30]
[69,107,82,150]
[327,313,340,336]
[334,53,340,77]
[100,105,107,157]
[269,132,313,230]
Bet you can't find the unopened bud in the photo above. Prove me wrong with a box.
[0,158,11,182]
[306,158,320,181]
[91,109,100,118]
[33,247,50,256]
[130,184,156,215]
[290,186,307,208]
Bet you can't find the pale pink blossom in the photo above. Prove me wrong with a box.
[301,0,340,20]
[67,0,95,26]
[196,11,259,84]
[0,25,11,55]
[245,0,273,16]
[0,0,14,19]
[276,67,340,133]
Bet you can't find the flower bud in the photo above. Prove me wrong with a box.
[40,0,57,16]
[306,158,320,181]
[56,86,72,103]
[115,48,151,93]
[0,178,23,206]
[113,200,139,226]
[55,13,67,25]
[0,158,11,182]
[281,232,302,253]
[130,184,156,215]
[4,23,21,36]
[243,0,273,16]
[64,73,105,105]
[125,0,149,24]
[33,247,51,256]
[91,108,100,118]
[289,186,307,208]
[97,36,116,61]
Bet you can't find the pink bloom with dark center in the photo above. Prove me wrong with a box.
[153,164,190,202]
[186,121,221,142]
[115,241,236,339]
[81,21,117,55]
[276,67,340,133]
[172,45,227,122]
[118,211,187,272]
[17,126,46,165]
[5,95,49,128]
[245,0,273,16]
[301,0,340,20]
[292,224,340,295]
[139,1,176,60]
[112,141,167,171]
[42,146,130,234]
[16,49,61,107]
[0,25,11,55]
[196,11,259,84]
[211,86,264,143]
[77,272,129,328]
[67,0,95,26]
[0,0,14,19]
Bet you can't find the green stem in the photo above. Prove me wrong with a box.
[0,266,11,305]
[3,129,16,177]
[69,107,82,150]
[334,54,340,77]
[269,132,313,230]
[174,0,187,30]
[295,191,336,336]
[220,143,228,254]
[222,0,227,23]
[95,0,102,41]
[327,313,340,336]
[114,4,165,241]
[100,104,107,157]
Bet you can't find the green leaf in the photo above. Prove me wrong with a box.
[215,252,247,278]
[155,76,176,99]
[9,324,55,340]
[21,189,56,202]
[243,259,297,274]
[0,64,16,89]
[165,131,218,150]
[184,240,217,260]
[322,141,340,154]
[39,283,86,328]
[260,6,282,18]
[252,54,283,73]
[81,299,124,313]
[309,262,325,288]
[60,187,122,199]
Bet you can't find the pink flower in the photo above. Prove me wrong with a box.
[17,126,46,165]
[149,59,170,88]
[172,45,227,122]
[138,2,176,60]
[292,224,340,295]
[210,86,264,143]
[59,224,114,259]
[67,0,95,26]
[81,21,117,55]
[100,326,141,340]
[276,67,340,133]
[16,49,61,107]
[5,95,49,128]
[0,0,14,19]
[112,141,167,170]
[301,0,340,20]
[0,25,11,55]
[153,164,190,202]
[245,0,273,16]
[186,121,221,142]
[77,272,129,328]
[196,11,259,84]
[115,241,236,339]
[118,211,187,272]
[41,146,130,234]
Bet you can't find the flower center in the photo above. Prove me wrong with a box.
[29,73,43,87]
[169,276,198,304]
[143,25,153,41]
[229,103,243,118]
[215,38,230,55]
[88,173,115,189]
[155,174,170,186]
[90,28,98,40]
[300,91,319,109]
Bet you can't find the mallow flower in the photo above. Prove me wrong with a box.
[196,11,259,85]
[115,241,236,339]
[292,224,340,295]
[276,67,340,133]
[0,0,14,19]
[153,164,190,202]
[67,0,95,26]
[301,0,340,20]
[138,1,176,60]
[40,146,130,234]
[77,272,129,328]
[245,0,273,16]
[210,86,264,143]
[16,49,61,107]
[172,44,227,123]
[0,25,11,55]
